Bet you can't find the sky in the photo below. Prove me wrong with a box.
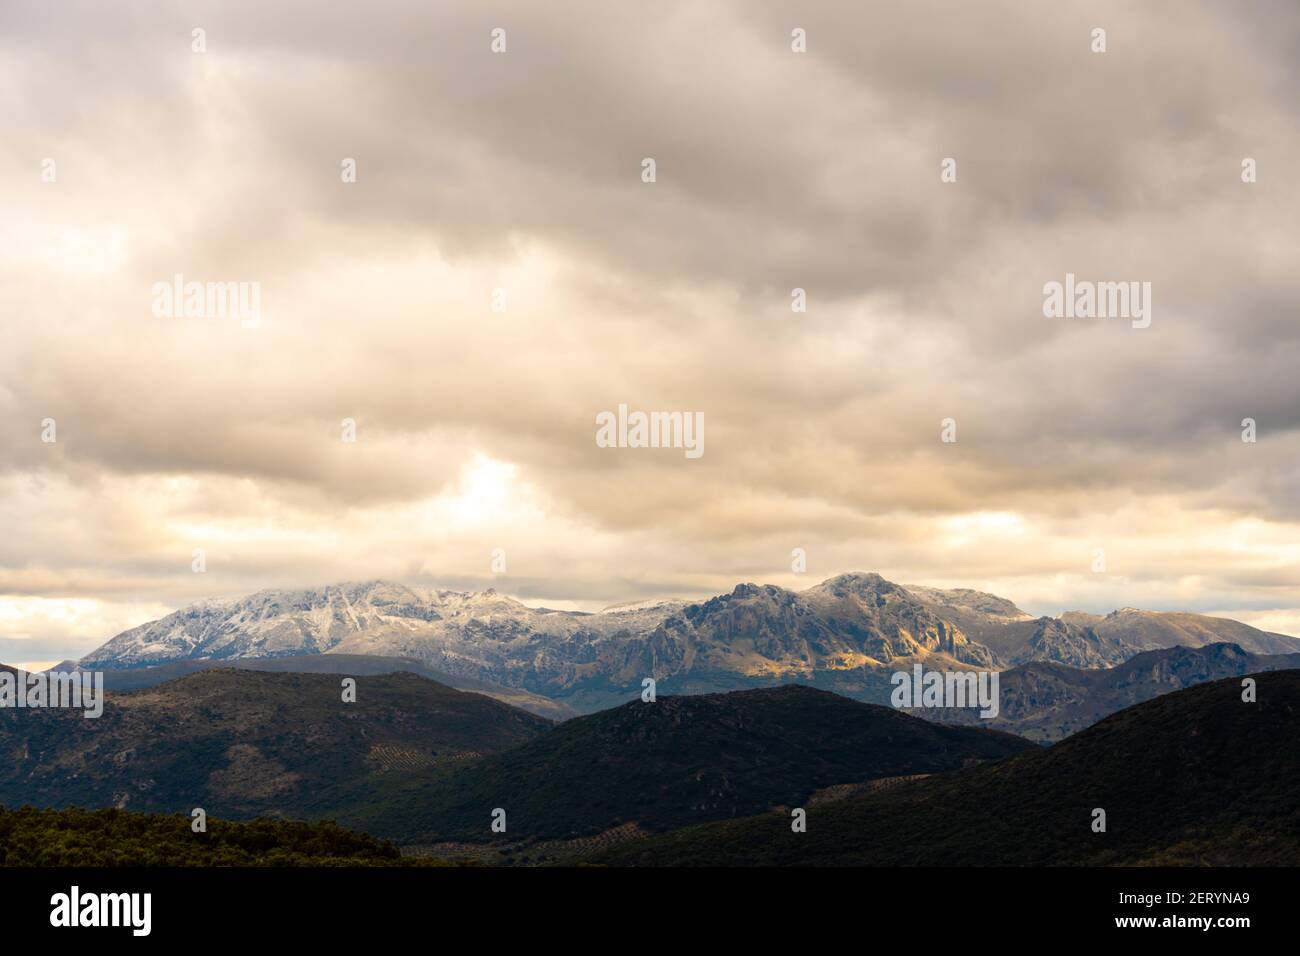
[3,0,1300,666]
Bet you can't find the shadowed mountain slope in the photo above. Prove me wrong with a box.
[591,669,1300,866]
[0,668,550,821]
[342,684,1037,844]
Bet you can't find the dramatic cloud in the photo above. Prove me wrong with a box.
[2,0,1299,660]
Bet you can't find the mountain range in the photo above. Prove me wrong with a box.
[67,574,1300,712]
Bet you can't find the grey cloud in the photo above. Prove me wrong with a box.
[2,0,1299,655]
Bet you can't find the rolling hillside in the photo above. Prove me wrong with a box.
[0,668,550,821]
[591,669,1300,866]
[341,684,1037,844]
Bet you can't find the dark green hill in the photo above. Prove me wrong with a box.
[0,667,550,822]
[0,805,442,866]
[590,670,1300,866]
[346,684,1037,844]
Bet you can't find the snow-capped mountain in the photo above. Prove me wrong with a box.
[77,575,993,709]
[75,573,1300,711]
[80,579,667,673]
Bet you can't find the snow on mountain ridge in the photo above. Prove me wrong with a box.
[75,574,1300,707]
[78,580,642,670]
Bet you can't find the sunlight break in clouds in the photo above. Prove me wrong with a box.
[2,0,1299,659]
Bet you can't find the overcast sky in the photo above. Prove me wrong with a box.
[3,0,1300,665]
